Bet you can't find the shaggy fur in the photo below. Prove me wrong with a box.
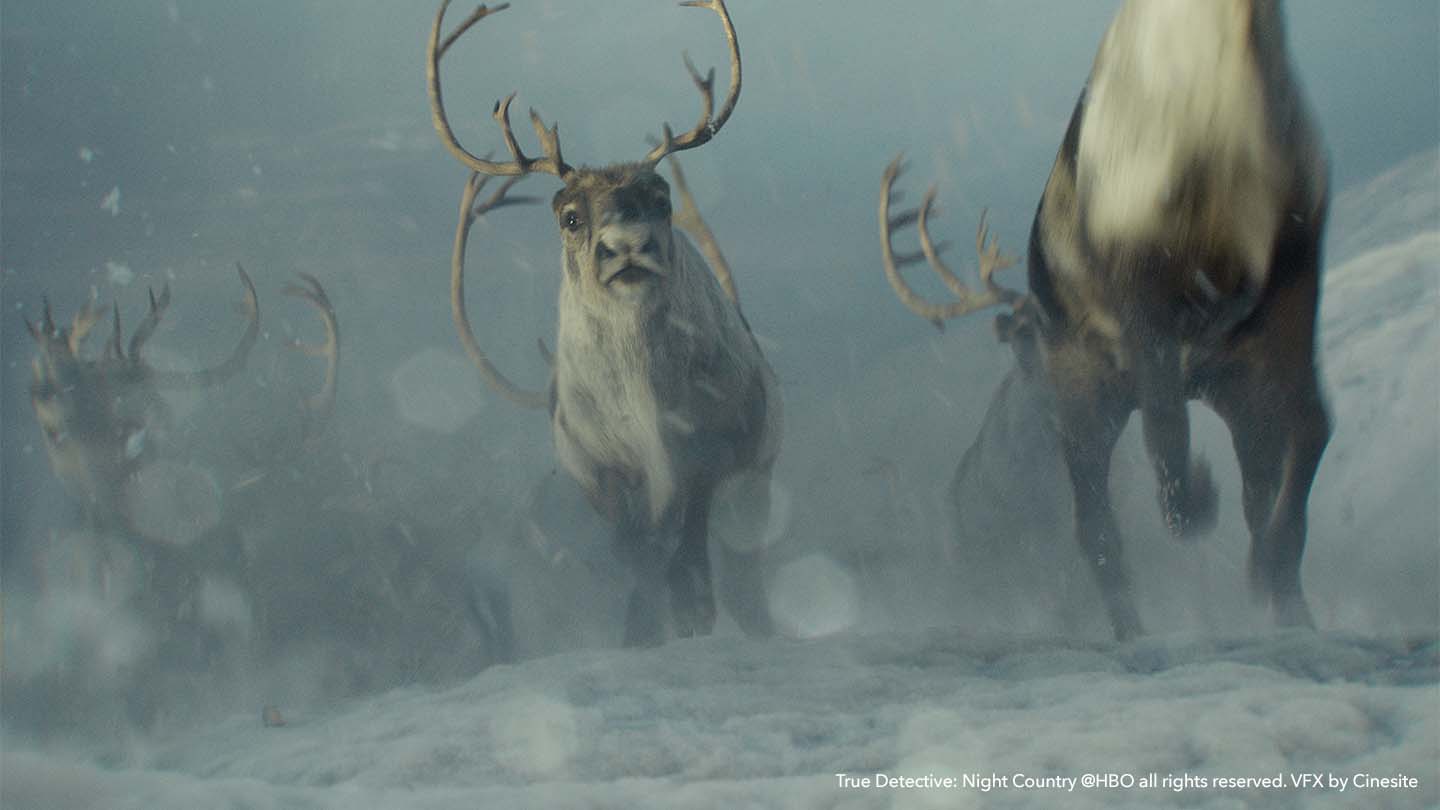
[547,164,780,645]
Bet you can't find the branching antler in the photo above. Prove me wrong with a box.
[428,1,571,179]
[879,154,1026,331]
[429,1,740,178]
[126,284,172,361]
[283,274,340,434]
[29,267,257,388]
[150,264,260,390]
[452,170,549,409]
[642,0,742,166]
[27,289,104,360]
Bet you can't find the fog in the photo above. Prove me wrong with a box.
[1,0,1437,801]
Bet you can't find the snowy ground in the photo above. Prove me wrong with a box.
[4,149,1437,809]
[0,632,1435,810]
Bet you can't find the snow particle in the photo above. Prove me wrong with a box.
[100,186,121,216]
[105,260,134,286]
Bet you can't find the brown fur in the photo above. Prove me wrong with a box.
[1024,0,1329,639]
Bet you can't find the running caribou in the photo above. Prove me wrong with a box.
[880,0,1330,639]
[28,268,341,541]
[429,0,779,645]
[28,268,259,538]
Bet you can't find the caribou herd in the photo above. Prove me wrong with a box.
[21,0,1335,711]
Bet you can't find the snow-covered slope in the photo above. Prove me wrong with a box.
[1304,147,1439,630]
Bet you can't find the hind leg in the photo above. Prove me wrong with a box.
[1060,410,1141,640]
[1049,346,1142,640]
[1206,217,1329,628]
[1212,373,1329,627]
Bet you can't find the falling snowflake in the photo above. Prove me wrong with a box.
[99,186,121,216]
[105,260,134,286]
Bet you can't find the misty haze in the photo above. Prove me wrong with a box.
[1,1,1436,808]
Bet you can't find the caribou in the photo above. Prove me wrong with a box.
[28,267,261,539]
[880,0,1330,640]
[428,0,780,645]
[28,268,341,540]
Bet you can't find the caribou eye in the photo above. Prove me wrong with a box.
[563,211,581,231]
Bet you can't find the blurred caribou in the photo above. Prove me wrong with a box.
[28,267,260,538]
[428,0,780,645]
[28,268,341,541]
[881,0,1330,640]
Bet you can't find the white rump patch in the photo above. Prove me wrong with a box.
[1077,0,1286,285]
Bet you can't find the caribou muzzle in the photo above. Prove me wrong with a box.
[597,222,667,287]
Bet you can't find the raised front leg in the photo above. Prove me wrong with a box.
[1135,343,1217,539]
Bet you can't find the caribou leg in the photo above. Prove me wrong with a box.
[1203,209,1329,628]
[1136,342,1218,539]
[711,468,775,638]
[614,496,672,648]
[667,490,716,639]
[1211,372,1328,628]
[1050,343,1142,640]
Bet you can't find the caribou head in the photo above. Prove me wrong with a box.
[28,267,260,535]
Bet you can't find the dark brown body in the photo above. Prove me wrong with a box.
[1025,0,1330,639]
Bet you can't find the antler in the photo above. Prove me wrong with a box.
[126,284,172,361]
[666,153,737,304]
[27,290,103,353]
[642,0,743,165]
[429,1,739,177]
[428,1,571,179]
[283,274,340,433]
[150,264,260,389]
[879,154,1025,331]
[68,291,104,354]
[452,170,550,409]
